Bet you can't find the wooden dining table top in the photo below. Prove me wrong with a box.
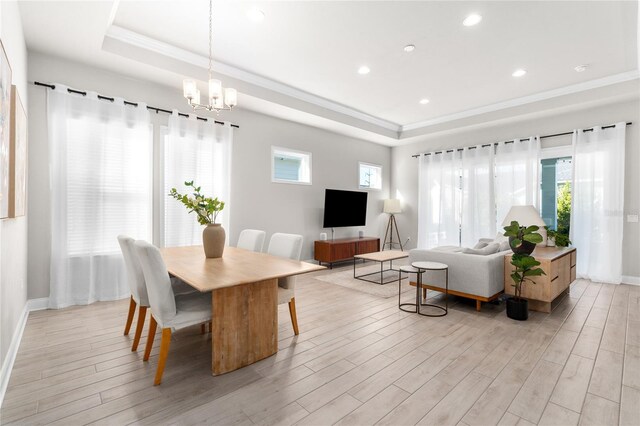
[160,246,325,292]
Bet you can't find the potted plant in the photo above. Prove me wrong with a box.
[544,226,572,248]
[507,254,546,320]
[169,181,226,258]
[503,221,544,255]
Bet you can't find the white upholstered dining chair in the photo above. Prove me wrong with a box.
[134,240,212,385]
[267,233,303,335]
[237,229,266,252]
[118,235,196,351]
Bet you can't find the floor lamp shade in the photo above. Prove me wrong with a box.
[384,199,402,214]
[501,205,546,227]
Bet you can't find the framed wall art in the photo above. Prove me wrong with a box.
[10,85,26,217]
[0,40,12,219]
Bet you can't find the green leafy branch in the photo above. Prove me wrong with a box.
[503,221,543,250]
[168,181,225,225]
[510,253,546,299]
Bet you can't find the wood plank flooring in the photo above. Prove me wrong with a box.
[1,265,639,425]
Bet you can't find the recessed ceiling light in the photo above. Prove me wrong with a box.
[463,14,482,26]
[404,44,416,53]
[246,8,265,22]
[358,65,370,75]
[419,99,430,105]
[512,69,527,77]
[574,65,588,72]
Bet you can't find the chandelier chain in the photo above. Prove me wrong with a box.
[208,0,213,81]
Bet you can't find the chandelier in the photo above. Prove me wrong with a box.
[182,0,237,113]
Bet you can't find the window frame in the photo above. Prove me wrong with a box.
[358,161,383,191]
[271,146,313,185]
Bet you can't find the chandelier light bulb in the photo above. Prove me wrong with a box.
[183,79,197,99]
[224,88,238,107]
[194,89,201,105]
[209,79,222,100]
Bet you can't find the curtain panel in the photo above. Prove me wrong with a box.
[417,151,460,248]
[460,145,496,247]
[571,123,626,284]
[48,86,152,308]
[494,137,540,230]
[162,112,233,248]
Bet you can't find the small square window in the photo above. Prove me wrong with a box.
[359,162,382,190]
[272,146,312,185]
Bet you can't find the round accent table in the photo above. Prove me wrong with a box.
[411,261,449,317]
[397,265,423,313]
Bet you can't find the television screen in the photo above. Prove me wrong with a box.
[322,189,368,228]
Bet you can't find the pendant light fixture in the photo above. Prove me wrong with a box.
[182,0,237,113]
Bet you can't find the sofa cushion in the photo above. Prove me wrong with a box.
[462,242,500,255]
[473,241,489,249]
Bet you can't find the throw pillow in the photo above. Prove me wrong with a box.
[473,241,489,249]
[499,240,511,251]
[461,242,500,255]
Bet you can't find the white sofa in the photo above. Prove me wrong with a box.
[408,244,510,311]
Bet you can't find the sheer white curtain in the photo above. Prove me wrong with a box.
[48,85,152,308]
[494,137,540,228]
[163,112,233,247]
[460,145,496,246]
[571,123,626,284]
[417,151,460,248]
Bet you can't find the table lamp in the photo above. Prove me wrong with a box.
[501,205,546,227]
[383,199,403,251]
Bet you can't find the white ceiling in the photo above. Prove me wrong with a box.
[18,1,640,145]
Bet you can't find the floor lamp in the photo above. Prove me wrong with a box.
[383,199,403,251]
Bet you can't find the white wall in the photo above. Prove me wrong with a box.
[391,99,640,280]
[0,0,28,370]
[26,52,391,300]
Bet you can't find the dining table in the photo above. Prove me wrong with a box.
[160,245,325,375]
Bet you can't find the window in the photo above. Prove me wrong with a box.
[272,146,312,185]
[540,156,572,235]
[359,162,382,190]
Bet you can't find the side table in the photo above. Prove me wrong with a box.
[412,261,449,317]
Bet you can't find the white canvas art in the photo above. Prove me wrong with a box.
[0,40,11,218]
[10,85,26,217]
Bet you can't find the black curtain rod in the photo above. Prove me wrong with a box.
[33,81,240,129]
[411,122,632,158]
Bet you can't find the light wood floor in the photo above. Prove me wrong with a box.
[2,265,639,425]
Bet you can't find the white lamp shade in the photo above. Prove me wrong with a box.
[213,95,224,109]
[183,79,197,99]
[501,205,546,227]
[193,89,201,105]
[209,79,222,100]
[383,199,402,214]
[224,88,237,107]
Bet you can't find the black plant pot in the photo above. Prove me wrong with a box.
[509,237,536,255]
[506,298,529,321]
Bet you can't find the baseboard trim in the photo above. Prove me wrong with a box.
[0,302,30,410]
[27,297,50,311]
[0,297,51,409]
[622,275,640,286]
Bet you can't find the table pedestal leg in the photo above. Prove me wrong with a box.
[211,278,278,375]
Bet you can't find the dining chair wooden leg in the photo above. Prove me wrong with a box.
[423,288,427,300]
[124,296,136,335]
[288,297,299,336]
[200,324,206,334]
[209,321,212,333]
[154,328,172,385]
[131,306,147,351]
[143,315,157,361]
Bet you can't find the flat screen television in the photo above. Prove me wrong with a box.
[322,189,368,228]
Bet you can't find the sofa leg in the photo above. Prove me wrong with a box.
[476,300,482,312]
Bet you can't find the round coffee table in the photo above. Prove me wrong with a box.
[397,265,423,313]
[411,261,449,317]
